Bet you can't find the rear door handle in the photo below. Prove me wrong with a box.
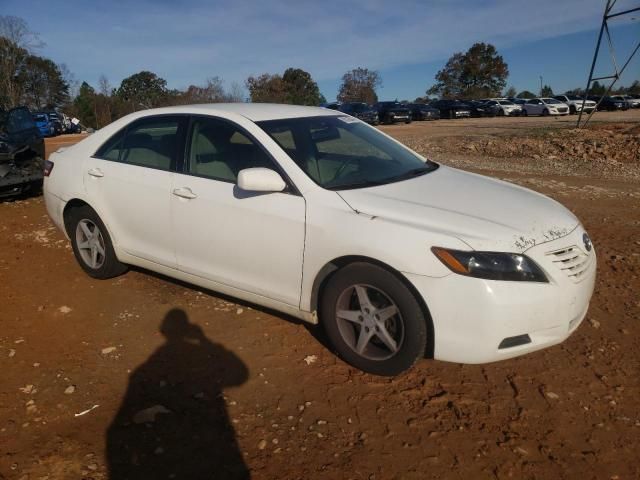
[88,168,104,178]
[172,187,197,200]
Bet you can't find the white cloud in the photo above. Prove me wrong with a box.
[9,0,629,88]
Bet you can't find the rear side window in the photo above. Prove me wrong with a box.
[95,116,183,170]
[95,128,126,161]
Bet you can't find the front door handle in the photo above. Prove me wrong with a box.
[172,187,197,200]
[88,168,104,178]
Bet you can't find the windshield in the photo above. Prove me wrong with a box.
[351,104,369,112]
[542,98,562,104]
[257,115,438,190]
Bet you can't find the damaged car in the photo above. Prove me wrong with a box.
[44,104,596,376]
[0,106,46,199]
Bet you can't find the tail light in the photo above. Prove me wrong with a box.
[43,160,54,177]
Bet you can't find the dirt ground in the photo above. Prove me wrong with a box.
[1,111,639,480]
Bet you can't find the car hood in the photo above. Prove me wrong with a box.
[337,166,579,253]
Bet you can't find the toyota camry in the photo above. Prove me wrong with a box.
[44,104,596,375]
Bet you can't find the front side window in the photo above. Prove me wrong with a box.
[258,116,438,190]
[187,117,274,182]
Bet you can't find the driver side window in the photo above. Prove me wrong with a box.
[187,117,274,182]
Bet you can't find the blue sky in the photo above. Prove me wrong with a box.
[3,0,639,100]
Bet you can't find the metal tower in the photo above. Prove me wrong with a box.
[577,0,640,127]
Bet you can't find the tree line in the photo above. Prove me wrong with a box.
[1,16,637,129]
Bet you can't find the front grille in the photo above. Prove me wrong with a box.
[546,246,592,283]
[558,108,568,113]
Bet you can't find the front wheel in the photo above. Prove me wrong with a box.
[542,109,550,116]
[66,205,127,279]
[320,263,428,376]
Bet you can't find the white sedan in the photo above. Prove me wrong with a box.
[522,98,570,116]
[43,104,596,375]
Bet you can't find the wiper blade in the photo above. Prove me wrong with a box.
[382,165,436,183]
[326,179,386,190]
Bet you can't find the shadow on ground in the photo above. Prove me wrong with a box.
[106,308,250,479]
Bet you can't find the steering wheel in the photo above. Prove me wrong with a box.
[331,156,360,183]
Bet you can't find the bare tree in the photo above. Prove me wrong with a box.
[226,81,246,102]
[0,16,44,108]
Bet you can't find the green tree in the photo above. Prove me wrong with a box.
[564,87,585,96]
[590,81,606,96]
[282,68,322,105]
[116,71,168,110]
[516,90,536,99]
[504,85,517,97]
[245,73,287,103]
[427,43,509,99]
[540,84,553,97]
[627,80,640,95]
[17,55,69,109]
[73,81,97,128]
[337,67,381,104]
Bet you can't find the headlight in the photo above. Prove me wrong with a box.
[431,247,548,282]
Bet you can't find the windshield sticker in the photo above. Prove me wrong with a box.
[337,116,360,124]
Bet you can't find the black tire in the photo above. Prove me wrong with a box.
[65,205,127,279]
[448,110,454,119]
[404,119,412,124]
[542,109,549,116]
[522,109,528,117]
[569,105,576,115]
[320,263,428,376]
[497,109,505,116]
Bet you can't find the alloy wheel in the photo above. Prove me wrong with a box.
[75,219,106,269]
[335,284,405,361]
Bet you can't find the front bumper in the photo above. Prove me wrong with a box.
[406,227,596,364]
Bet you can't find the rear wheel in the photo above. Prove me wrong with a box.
[320,263,428,376]
[569,105,576,114]
[522,109,528,116]
[66,205,127,279]
[542,109,550,116]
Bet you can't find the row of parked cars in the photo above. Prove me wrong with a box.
[32,110,81,136]
[324,94,639,124]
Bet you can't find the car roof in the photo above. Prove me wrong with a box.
[124,103,344,122]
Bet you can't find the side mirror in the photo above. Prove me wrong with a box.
[237,168,286,192]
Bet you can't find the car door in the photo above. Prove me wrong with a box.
[526,99,540,114]
[84,115,187,267]
[171,115,306,307]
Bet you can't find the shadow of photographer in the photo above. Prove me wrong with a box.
[106,308,250,479]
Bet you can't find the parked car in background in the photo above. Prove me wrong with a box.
[611,95,633,109]
[430,99,472,119]
[485,99,522,116]
[621,95,640,108]
[322,102,341,111]
[339,102,379,125]
[43,103,596,375]
[553,95,597,114]
[466,100,498,117]
[588,95,629,111]
[407,103,440,121]
[33,112,55,137]
[521,98,569,116]
[0,106,45,199]
[374,101,412,124]
[46,112,63,135]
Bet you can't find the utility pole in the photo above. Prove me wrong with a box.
[539,76,543,96]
